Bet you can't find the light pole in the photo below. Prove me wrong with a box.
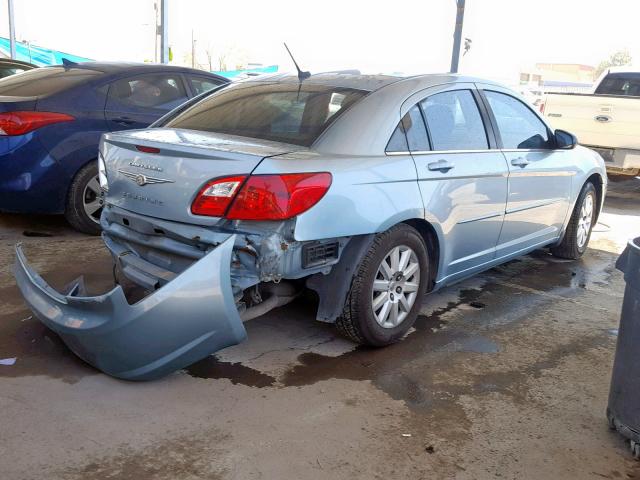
[450,0,466,73]
[8,0,16,59]
[159,0,169,63]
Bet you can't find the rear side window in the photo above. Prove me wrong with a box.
[386,106,430,153]
[0,67,101,96]
[165,83,368,146]
[421,90,488,151]
[188,76,224,95]
[484,90,552,149]
[107,74,189,111]
[595,73,640,96]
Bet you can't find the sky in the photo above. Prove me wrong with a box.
[1,0,639,84]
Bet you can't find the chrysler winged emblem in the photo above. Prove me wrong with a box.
[118,169,174,187]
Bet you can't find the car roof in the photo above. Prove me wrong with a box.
[37,61,229,80]
[244,71,503,92]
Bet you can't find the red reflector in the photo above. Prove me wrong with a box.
[0,111,75,136]
[191,175,247,217]
[226,173,332,220]
[135,145,161,154]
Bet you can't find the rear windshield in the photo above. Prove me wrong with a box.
[595,73,640,97]
[165,82,368,146]
[0,67,101,97]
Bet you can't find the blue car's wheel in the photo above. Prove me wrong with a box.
[336,223,429,346]
[64,161,104,235]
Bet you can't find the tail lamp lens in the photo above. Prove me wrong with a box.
[191,172,332,220]
[191,176,247,217]
[227,172,332,220]
[0,111,75,136]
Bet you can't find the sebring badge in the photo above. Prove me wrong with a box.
[118,169,174,187]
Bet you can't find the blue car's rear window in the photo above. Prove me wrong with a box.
[0,67,101,97]
[165,82,368,147]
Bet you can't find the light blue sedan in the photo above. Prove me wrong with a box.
[15,73,607,380]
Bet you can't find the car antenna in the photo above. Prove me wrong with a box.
[283,43,310,82]
[61,58,78,69]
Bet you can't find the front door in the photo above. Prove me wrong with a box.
[396,84,509,282]
[479,87,573,257]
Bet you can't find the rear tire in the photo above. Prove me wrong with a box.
[64,161,103,235]
[336,224,429,346]
[550,182,597,259]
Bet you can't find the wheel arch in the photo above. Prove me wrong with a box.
[585,172,604,222]
[401,218,441,292]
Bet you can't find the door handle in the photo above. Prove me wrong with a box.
[594,115,611,123]
[511,157,530,167]
[427,159,455,172]
[112,116,135,126]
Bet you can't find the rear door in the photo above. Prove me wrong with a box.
[105,73,190,130]
[479,85,573,257]
[397,83,508,281]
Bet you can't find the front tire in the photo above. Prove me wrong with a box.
[64,161,104,235]
[551,181,597,259]
[336,224,429,346]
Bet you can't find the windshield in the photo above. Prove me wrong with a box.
[0,67,101,97]
[165,82,368,146]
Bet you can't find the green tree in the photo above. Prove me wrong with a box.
[595,50,632,79]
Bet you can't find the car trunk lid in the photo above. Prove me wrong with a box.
[102,128,298,225]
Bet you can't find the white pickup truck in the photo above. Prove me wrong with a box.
[543,68,640,175]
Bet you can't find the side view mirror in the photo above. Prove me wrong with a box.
[555,129,577,149]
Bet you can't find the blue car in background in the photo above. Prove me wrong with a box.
[0,62,229,233]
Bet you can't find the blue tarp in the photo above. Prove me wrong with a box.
[213,65,278,79]
[0,37,93,66]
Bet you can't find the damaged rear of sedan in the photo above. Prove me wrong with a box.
[15,73,607,380]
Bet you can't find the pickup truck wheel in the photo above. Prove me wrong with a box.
[550,181,597,259]
[64,162,103,235]
[336,224,429,346]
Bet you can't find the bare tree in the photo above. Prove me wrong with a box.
[595,50,632,79]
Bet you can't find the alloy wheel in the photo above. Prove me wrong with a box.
[371,245,421,329]
[576,192,594,248]
[83,175,104,224]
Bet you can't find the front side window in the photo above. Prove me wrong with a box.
[421,90,488,151]
[484,90,552,149]
[107,74,189,111]
[165,83,368,146]
[595,73,640,96]
[386,106,430,153]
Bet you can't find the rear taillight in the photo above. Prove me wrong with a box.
[191,175,247,217]
[191,172,332,220]
[227,173,332,220]
[0,111,75,136]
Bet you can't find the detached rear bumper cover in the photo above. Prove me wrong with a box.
[14,235,246,381]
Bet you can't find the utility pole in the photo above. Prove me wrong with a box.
[450,0,466,73]
[8,0,16,59]
[159,0,169,63]
[191,30,196,68]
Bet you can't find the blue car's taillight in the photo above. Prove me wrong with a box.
[0,111,75,136]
